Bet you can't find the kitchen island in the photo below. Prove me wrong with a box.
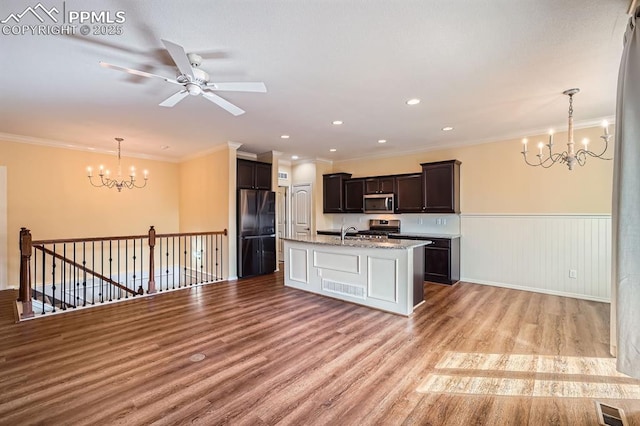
[283,235,429,316]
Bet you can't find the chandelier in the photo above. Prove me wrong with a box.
[521,88,612,170]
[87,138,148,191]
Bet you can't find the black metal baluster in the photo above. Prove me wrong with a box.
[100,241,104,303]
[172,237,176,289]
[44,248,54,313]
[194,235,198,284]
[82,242,87,307]
[205,235,209,282]
[73,242,78,308]
[52,244,57,312]
[33,247,40,314]
[185,236,188,286]
[62,244,66,310]
[117,240,121,300]
[176,236,179,288]
[92,241,95,305]
[61,243,71,311]
[216,234,221,281]
[131,239,136,297]
[139,237,144,294]
[109,240,113,302]
[200,235,204,283]
[159,237,162,292]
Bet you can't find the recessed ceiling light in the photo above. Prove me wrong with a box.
[329,148,337,152]
[332,120,343,125]
[378,139,387,144]
[406,98,421,106]
[280,135,290,139]
[291,155,299,160]
[441,126,454,131]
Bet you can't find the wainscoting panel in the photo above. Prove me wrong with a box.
[460,214,611,302]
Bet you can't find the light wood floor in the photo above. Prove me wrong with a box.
[1,272,639,425]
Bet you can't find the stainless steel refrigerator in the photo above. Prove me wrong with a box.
[237,189,277,278]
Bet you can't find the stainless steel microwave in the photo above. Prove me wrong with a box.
[363,193,394,213]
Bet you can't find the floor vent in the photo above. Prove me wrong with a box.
[322,279,366,299]
[595,401,627,426]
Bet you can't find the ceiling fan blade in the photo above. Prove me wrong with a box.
[161,39,194,80]
[159,90,189,107]
[207,82,267,93]
[99,61,180,84]
[202,91,245,116]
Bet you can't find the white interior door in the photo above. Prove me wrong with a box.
[292,184,312,238]
[276,186,288,262]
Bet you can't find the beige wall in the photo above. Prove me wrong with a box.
[334,125,614,214]
[179,145,236,278]
[179,148,231,232]
[0,139,180,288]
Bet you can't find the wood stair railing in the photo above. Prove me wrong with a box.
[33,245,139,296]
[18,226,228,319]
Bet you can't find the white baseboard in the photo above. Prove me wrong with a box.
[460,276,611,303]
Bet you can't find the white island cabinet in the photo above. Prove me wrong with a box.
[283,235,429,316]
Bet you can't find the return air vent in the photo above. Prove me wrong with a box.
[322,279,366,299]
[595,401,627,426]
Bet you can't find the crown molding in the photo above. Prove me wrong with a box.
[333,117,616,164]
[0,132,179,162]
[179,142,242,162]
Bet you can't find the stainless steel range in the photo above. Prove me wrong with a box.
[357,219,400,239]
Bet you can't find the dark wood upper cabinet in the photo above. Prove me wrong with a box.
[344,179,364,212]
[237,159,272,190]
[254,162,272,189]
[365,177,395,194]
[421,160,461,213]
[323,173,352,213]
[395,173,423,213]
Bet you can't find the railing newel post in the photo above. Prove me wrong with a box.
[19,228,34,319]
[147,226,156,294]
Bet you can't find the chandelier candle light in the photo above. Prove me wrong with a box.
[87,138,148,192]
[521,88,612,170]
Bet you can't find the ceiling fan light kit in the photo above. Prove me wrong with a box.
[100,39,267,116]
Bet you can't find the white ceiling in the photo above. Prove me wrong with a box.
[0,0,631,162]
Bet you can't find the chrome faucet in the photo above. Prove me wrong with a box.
[340,225,358,241]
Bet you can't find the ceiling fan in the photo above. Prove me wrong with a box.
[99,39,266,116]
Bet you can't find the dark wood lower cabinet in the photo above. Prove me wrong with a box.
[389,235,460,285]
[424,237,460,285]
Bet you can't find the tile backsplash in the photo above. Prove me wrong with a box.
[328,213,460,235]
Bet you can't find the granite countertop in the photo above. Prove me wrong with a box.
[389,232,461,239]
[316,229,358,235]
[284,235,429,249]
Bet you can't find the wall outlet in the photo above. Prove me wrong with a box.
[569,269,577,279]
[436,218,441,225]
[442,218,447,225]
[418,218,423,225]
